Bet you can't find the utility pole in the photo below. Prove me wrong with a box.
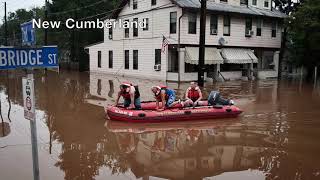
[198,0,207,87]
[44,0,48,74]
[44,0,48,45]
[4,2,8,46]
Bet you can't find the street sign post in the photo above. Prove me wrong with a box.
[21,21,36,46]
[22,75,39,180]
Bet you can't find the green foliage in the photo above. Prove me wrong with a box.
[48,0,120,70]
[0,7,45,46]
[0,0,120,71]
[287,0,320,67]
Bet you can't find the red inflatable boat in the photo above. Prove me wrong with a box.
[106,101,242,123]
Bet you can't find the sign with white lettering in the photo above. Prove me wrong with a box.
[0,46,58,70]
[21,21,36,46]
[22,77,35,121]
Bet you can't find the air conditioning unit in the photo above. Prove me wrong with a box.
[211,29,217,35]
[245,30,254,37]
[154,64,161,71]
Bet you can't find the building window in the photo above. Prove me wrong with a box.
[252,0,257,6]
[155,49,161,65]
[124,20,129,38]
[109,51,113,69]
[133,0,138,9]
[143,18,149,31]
[240,0,248,6]
[97,51,101,68]
[271,21,277,37]
[245,17,252,36]
[188,13,197,34]
[170,12,177,34]
[185,63,198,73]
[133,50,138,70]
[223,15,230,36]
[256,18,262,36]
[133,18,138,37]
[261,51,275,70]
[125,50,129,69]
[210,15,218,35]
[151,0,156,6]
[220,0,228,3]
[264,0,269,8]
[108,27,113,40]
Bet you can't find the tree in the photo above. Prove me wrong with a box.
[0,7,45,46]
[273,0,302,78]
[0,0,120,71]
[48,0,119,71]
[287,0,320,76]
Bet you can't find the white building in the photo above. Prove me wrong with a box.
[86,0,287,81]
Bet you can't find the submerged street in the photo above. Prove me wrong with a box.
[0,70,320,180]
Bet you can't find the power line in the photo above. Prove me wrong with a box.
[49,0,107,15]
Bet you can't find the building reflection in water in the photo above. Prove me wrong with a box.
[0,122,11,138]
[106,120,276,180]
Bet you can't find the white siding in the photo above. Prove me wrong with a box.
[88,0,283,80]
[89,38,169,80]
[89,0,181,80]
[179,13,282,48]
[119,0,174,16]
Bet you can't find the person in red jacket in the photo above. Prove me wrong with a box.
[183,82,204,107]
[115,82,141,109]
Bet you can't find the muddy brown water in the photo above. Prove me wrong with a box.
[0,70,320,180]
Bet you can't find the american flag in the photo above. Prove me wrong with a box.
[161,35,169,53]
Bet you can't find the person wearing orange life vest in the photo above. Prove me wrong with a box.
[115,82,141,109]
[151,85,180,111]
[183,82,205,107]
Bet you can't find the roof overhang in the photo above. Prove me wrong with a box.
[221,48,258,64]
[171,0,288,19]
[185,47,224,65]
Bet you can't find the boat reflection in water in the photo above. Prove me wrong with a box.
[106,120,279,179]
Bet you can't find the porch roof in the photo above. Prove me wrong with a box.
[185,47,224,65]
[221,48,258,64]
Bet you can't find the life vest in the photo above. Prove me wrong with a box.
[153,85,169,101]
[120,82,140,100]
[187,87,200,102]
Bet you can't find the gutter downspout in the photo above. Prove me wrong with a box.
[177,10,185,82]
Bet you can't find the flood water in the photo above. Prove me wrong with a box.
[0,70,320,180]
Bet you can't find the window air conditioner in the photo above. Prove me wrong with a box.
[154,64,161,71]
[246,30,254,37]
[211,29,217,35]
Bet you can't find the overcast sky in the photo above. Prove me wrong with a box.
[0,0,45,18]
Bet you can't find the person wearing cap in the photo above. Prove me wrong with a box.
[151,85,180,111]
[115,82,141,109]
[183,82,204,107]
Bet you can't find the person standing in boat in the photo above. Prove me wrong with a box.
[151,86,180,111]
[115,82,141,109]
[183,82,205,107]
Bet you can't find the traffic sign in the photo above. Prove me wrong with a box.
[22,77,35,121]
[21,21,36,46]
[0,46,58,70]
